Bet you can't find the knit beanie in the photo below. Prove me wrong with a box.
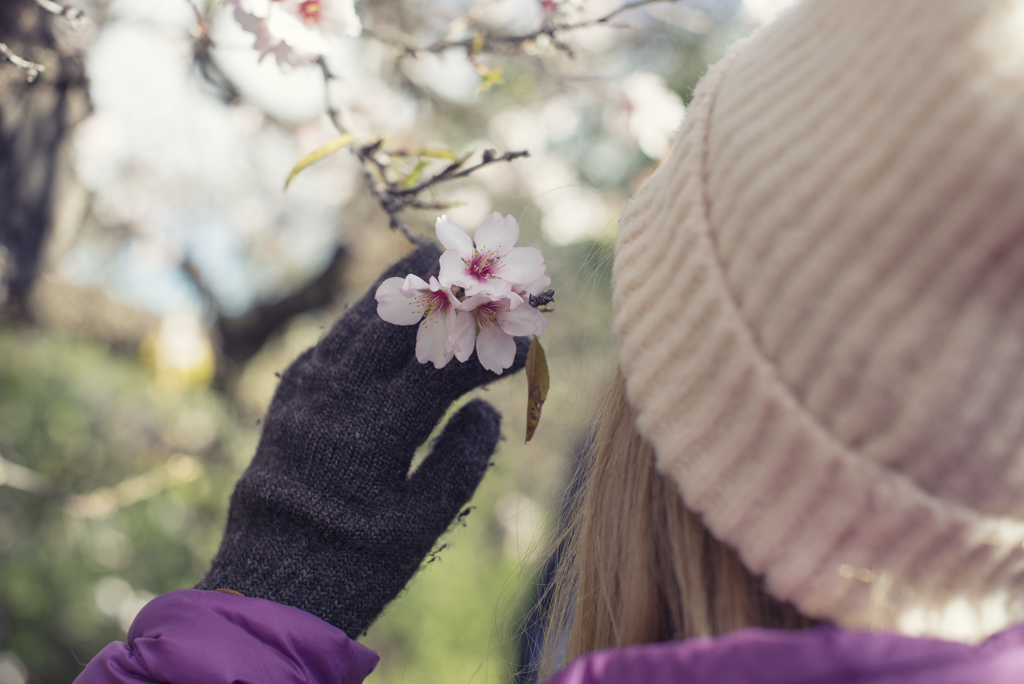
[613,0,1024,641]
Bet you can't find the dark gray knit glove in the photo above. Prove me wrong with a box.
[196,244,528,637]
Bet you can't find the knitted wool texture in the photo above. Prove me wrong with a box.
[613,0,1024,641]
[197,245,529,637]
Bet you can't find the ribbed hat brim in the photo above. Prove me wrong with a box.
[612,7,1024,638]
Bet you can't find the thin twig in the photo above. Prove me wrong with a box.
[347,141,527,244]
[396,149,529,196]
[0,448,62,499]
[364,0,672,57]
[0,43,46,82]
[316,57,350,135]
[181,257,220,311]
[358,28,419,57]
[311,67,413,239]
[358,161,428,244]
[185,0,209,36]
[187,0,242,104]
[33,0,85,22]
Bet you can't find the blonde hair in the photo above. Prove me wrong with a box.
[536,369,813,679]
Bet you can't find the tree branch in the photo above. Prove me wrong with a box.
[33,0,85,23]
[395,149,529,196]
[314,63,528,244]
[216,246,350,366]
[364,0,673,57]
[179,247,354,388]
[0,447,62,499]
[0,43,45,83]
[187,1,242,104]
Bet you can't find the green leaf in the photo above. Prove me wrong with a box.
[403,159,429,189]
[284,133,356,190]
[525,337,549,444]
[475,64,505,95]
[471,32,485,56]
[415,147,458,161]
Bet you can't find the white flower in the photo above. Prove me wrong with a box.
[436,213,547,307]
[226,0,362,67]
[376,215,552,374]
[375,274,460,369]
[452,294,547,374]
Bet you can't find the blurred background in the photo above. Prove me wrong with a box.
[0,0,790,681]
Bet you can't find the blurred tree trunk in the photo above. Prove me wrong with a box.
[0,2,84,319]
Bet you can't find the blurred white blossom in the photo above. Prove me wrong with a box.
[402,48,480,104]
[227,0,362,67]
[616,71,685,159]
[541,97,582,144]
[490,108,549,156]
[73,18,359,316]
[741,0,798,24]
[471,0,543,35]
[325,43,419,137]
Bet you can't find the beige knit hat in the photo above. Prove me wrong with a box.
[613,0,1024,641]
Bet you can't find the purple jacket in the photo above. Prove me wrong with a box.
[76,589,1024,683]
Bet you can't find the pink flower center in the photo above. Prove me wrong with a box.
[473,301,501,327]
[420,289,451,317]
[466,250,501,282]
[299,0,322,23]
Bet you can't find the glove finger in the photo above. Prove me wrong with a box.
[368,336,528,453]
[401,335,531,407]
[405,399,501,527]
[336,315,419,386]
[315,243,442,365]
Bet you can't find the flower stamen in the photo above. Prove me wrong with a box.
[299,0,322,23]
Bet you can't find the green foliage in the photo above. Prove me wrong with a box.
[362,471,528,684]
[0,327,251,683]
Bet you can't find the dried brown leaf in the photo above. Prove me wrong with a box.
[525,337,549,444]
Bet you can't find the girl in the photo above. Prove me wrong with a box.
[77,0,1024,681]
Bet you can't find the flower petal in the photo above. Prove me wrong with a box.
[475,322,516,374]
[452,310,478,362]
[438,249,472,290]
[474,212,519,258]
[376,277,425,325]
[534,310,547,336]
[416,308,455,368]
[458,294,491,311]
[266,5,332,55]
[519,274,552,297]
[466,275,513,300]
[436,215,475,258]
[497,246,546,287]
[400,273,430,296]
[496,300,543,336]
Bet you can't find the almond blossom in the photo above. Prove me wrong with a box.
[452,294,547,374]
[226,0,362,67]
[436,213,547,306]
[376,214,551,374]
[375,274,460,369]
